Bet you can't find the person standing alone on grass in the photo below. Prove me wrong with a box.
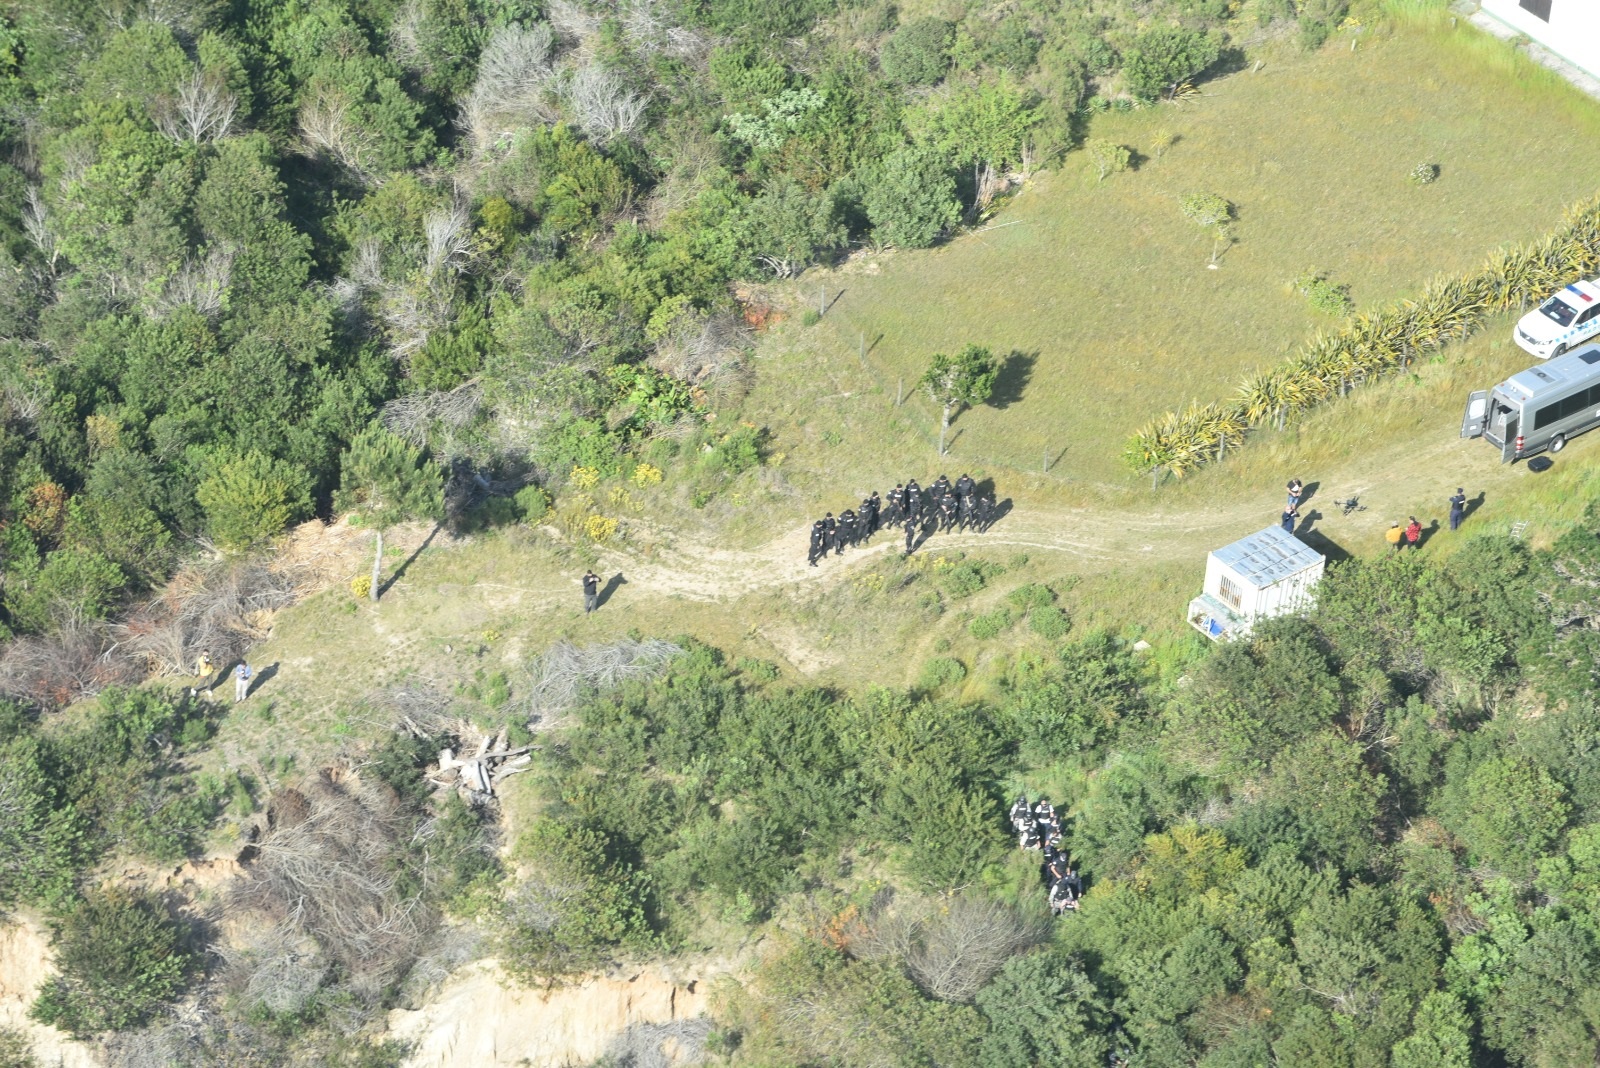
[1386,523,1403,552]
[583,570,600,613]
[1405,517,1422,550]
[1449,488,1467,531]
[1286,479,1303,510]
[191,650,214,698]
[234,661,253,703]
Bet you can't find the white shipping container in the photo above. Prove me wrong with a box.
[1187,525,1325,641]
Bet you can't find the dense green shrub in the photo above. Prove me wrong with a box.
[30,888,194,1036]
[196,449,314,551]
[1121,27,1221,103]
[865,146,962,249]
[880,18,954,86]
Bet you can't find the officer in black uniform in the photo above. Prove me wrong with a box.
[958,492,975,530]
[976,495,995,532]
[837,508,857,552]
[939,492,958,532]
[886,484,904,528]
[905,480,922,526]
[822,512,837,554]
[931,474,951,499]
[808,519,826,566]
[863,491,881,535]
[954,473,975,502]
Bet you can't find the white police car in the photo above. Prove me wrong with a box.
[1515,278,1600,359]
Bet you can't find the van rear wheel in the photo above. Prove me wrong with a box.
[1551,434,1567,453]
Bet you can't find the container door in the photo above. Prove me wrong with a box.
[1461,390,1488,439]
[1501,416,1519,463]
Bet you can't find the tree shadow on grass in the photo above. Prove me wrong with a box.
[379,520,443,598]
[988,350,1036,410]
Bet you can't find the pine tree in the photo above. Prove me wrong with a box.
[335,425,444,602]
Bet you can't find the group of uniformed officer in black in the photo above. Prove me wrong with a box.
[1010,795,1084,916]
[807,473,999,566]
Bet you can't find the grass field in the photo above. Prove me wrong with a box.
[193,14,1600,789]
[752,15,1600,494]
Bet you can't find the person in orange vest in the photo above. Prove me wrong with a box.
[1386,523,1403,552]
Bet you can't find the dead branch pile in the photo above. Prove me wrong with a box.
[601,1017,714,1068]
[648,308,752,396]
[112,559,297,676]
[0,622,140,709]
[373,683,459,737]
[223,772,435,1010]
[523,637,682,726]
[430,723,532,801]
[395,923,485,1010]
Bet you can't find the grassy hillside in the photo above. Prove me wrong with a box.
[755,18,1600,491]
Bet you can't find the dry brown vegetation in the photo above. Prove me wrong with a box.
[222,771,435,1016]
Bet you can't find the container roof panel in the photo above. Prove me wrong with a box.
[1210,526,1324,588]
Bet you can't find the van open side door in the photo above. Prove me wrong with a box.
[1461,390,1488,439]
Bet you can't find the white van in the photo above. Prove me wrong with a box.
[1515,279,1600,359]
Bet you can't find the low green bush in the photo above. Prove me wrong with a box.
[1294,269,1354,315]
[0,1027,38,1068]
[919,656,967,691]
[1029,605,1071,640]
[970,608,1014,639]
[515,484,551,521]
[1007,583,1054,612]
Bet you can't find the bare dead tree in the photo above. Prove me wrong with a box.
[299,88,377,183]
[564,61,649,145]
[0,368,46,426]
[349,236,386,291]
[55,140,94,193]
[648,309,752,395]
[903,896,1043,1002]
[154,71,238,144]
[423,204,474,282]
[547,0,603,40]
[460,24,559,158]
[620,0,706,59]
[148,246,234,320]
[388,0,428,74]
[381,378,484,458]
[851,893,1043,1003]
[21,185,58,273]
